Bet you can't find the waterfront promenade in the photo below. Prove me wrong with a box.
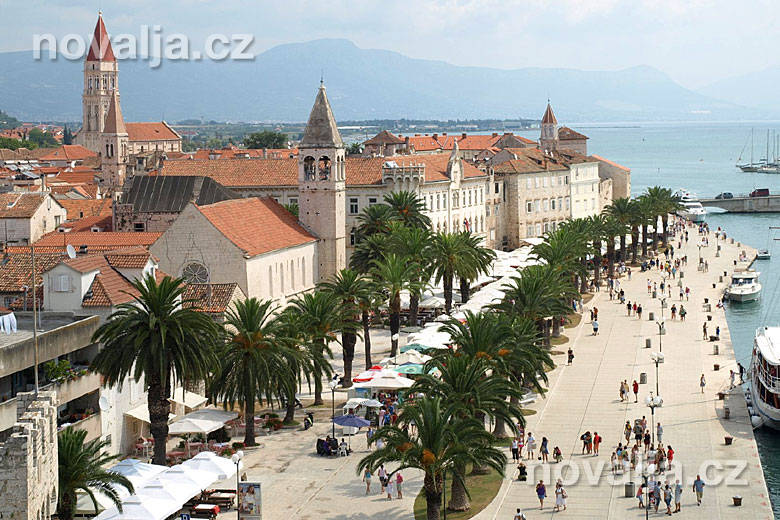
[478,223,773,519]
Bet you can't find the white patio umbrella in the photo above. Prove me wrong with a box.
[353,373,415,389]
[168,417,224,435]
[74,460,167,515]
[93,495,179,520]
[182,451,241,481]
[159,464,217,491]
[136,477,200,504]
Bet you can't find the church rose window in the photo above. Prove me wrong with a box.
[182,262,209,283]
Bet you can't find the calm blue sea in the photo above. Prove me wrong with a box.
[519,121,780,516]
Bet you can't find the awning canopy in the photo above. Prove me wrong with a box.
[168,417,223,435]
[123,403,175,424]
[169,389,208,409]
[75,460,167,515]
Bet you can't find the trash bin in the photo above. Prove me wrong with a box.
[625,481,636,497]
[719,276,723,283]
[679,271,684,279]
[652,290,657,299]
[733,495,742,506]
[640,372,647,384]
[645,338,652,349]
[649,312,655,321]
[713,344,719,355]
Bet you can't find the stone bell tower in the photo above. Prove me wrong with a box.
[77,12,119,153]
[100,92,128,191]
[540,100,559,153]
[298,82,346,281]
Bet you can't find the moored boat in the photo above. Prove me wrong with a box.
[749,327,780,430]
[674,189,707,223]
[725,269,762,302]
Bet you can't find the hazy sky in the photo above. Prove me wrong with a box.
[1,0,776,89]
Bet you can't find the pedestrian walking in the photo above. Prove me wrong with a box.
[363,468,373,494]
[730,369,736,389]
[716,325,720,338]
[692,475,705,505]
[664,483,673,515]
[685,287,690,300]
[637,304,643,320]
[624,421,632,443]
[536,480,547,509]
[670,304,677,320]
[653,482,661,513]
[680,305,687,321]
[386,477,395,500]
[667,446,674,468]
[377,464,387,494]
[674,479,682,512]
[702,322,708,340]
[511,438,519,461]
[633,302,638,315]
[700,374,706,393]
[593,431,602,455]
[647,279,652,294]
[643,431,651,453]
[636,483,645,508]
[657,423,663,443]
[514,508,526,520]
[627,301,632,316]
[541,436,549,462]
[594,307,599,320]
[554,480,567,512]
[632,380,639,402]
[592,319,599,335]
[567,347,574,365]
[526,432,536,460]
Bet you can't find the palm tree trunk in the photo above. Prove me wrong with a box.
[390,294,401,357]
[607,242,616,279]
[444,273,453,314]
[449,463,470,511]
[313,343,325,405]
[283,385,296,423]
[459,277,471,304]
[341,330,356,388]
[362,309,372,369]
[58,492,75,520]
[552,316,561,338]
[631,226,639,264]
[244,394,256,446]
[641,224,648,258]
[148,376,171,465]
[619,235,627,262]
[593,240,602,288]
[653,216,660,251]
[580,258,588,293]
[409,292,420,327]
[661,214,669,247]
[424,473,443,520]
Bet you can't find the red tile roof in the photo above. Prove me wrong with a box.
[363,130,405,145]
[0,193,53,218]
[189,148,298,160]
[86,13,116,62]
[39,145,97,162]
[59,214,112,232]
[33,231,161,252]
[105,246,153,269]
[159,158,298,186]
[182,283,241,313]
[53,169,99,183]
[346,154,487,185]
[590,154,630,172]
[559,126,589,141]
[0,252,63,293]
[492,148,570,174]
[126,122,180,142]
[195,197,316,257]
[542,103,557,125]
[82,265,138,307]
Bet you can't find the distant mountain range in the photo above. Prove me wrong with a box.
[0,38,771,123]
[698,68,780,112]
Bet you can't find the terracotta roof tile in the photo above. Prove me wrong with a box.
[0,252,64,293]
[558,126,589,141]
[58,199,112,219]
[492,148,569,174]
[159,158,298,187]
[182,283,240,313]
[195,197,316,257]
[81,268,138,307]
[189,148,298,160]
[86,14,116,62]
[346,154,487,185]
[55,170,100,184]
[59,214,112,232]
[126,122,180,142]
[590,154,630,172]
[0,193,53,218]
[33,231,161,252]
[363,130,405,145]
[542,103,557,125]
[39,145,97,162]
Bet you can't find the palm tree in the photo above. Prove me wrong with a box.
[357,397,505,520]
[370,253,423,357]
[91,275,220,465]
[643,186,682,250]
[209,298,299,446]
[413,355,523,511]
[57,428,134,520]
[429,232,469,314]
[586,214,606,289]
[318,269,369,386]
[557,218,592,293]
[358,287,381,369]
[637,195,653,258]
[356,203,395,238]
[286,291,341,405]
[384,190,431,229]
[627,198,646,263]
[601,215,628,279]
[387,225,432,326]
[456,231,496,304]
[604,197,634,261]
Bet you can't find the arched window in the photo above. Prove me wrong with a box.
[182,262,209,283]
[303,156,316,181]
[318,156,331,180]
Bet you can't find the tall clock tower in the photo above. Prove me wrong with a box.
[298,83,346,281]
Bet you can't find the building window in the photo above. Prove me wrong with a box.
[268,266,274,297]
[349,198,359,215]
[526,202,533,213]
[551,199,556,210]
[494,182,500,194]
[527,178,532,189]
[453,192,459,208]
[443,194,447,209]
[535,177,540,188]
[436,194,441,210]
[565,176,569,184]
[543,199,549,211]
[182,262,209,283]
[134,222,145,232]
[543,177,548,187]
[565,197,570,210]
[368,197,377,206]
[53,274,70,292]
[350,228,356,246]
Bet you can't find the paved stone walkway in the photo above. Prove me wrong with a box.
[476,223,773,519]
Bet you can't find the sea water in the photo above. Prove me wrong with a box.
[521,121,780,516]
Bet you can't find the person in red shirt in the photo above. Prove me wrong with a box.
[593,432,602,456]
[632,380,639,403]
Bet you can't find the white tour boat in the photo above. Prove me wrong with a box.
[725,269,762,302]
[748,327,780,430]
[674,189,707,223]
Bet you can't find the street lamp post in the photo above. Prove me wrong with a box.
[329,376,340,439]
[655,320,665,353]
[231,450,244,520]
[650,352,664,396]
[645,392,663,445]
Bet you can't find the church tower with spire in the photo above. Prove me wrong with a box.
[298,83,346,281]
[100,92,128,190]
[77,13,118,153]
[540,101,558,152]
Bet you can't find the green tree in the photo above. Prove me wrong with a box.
[456,231,496,304]
[244,130,288,149]
[429,232,468,314]
[318,269,369,386]
[355,203,395,238]
[347,142,362,155]
[283,203,299,217]
[27,128,58,147]
[370,253,423,356]
[357,397,505,520]
[604,197,634,262]
[91,275,220,465]
[383,190,431,229]
[57,428,134,520]
[387,225,432,326]
[0,136,32,150]
[601,215,628,279]
[209,298,299,446]
[0,109,21,130]
[285,291,341,404]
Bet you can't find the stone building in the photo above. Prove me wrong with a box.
[113,175,237,232]
[0,192,67,245]
[591,154,631,200]
[0,391,58,520]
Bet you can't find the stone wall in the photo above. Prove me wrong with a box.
[0,390,58,520]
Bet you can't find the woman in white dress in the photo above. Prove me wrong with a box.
[554,480,567,512]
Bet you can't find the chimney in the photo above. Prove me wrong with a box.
[461,133,467,139]
[442,132,447,136]
[433,133,438,140]
[492,132,498,137]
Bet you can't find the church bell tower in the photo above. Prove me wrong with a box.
[540,101,559,153]
[298,83,346,281]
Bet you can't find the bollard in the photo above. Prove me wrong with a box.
[713,344,719,355]
[648,311,655,321]
[645,338,652,349]
[719,276,723,283]
[652,290,657,299]
[680,271,684,279]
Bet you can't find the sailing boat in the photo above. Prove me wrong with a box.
[757,227,779,260]
[738,128,760,172]
[760,130,780,174]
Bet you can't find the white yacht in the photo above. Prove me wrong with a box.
[674,189,707,223]
[725,269,762,302]
[748,327,780,430]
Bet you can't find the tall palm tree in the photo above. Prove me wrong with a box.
[357,397,505,520]
[456,231,496,304]
[358,287,381,369]
[57,428,134,520]
[356,203,395,238]
[387,225,433,326]
[383,190,431,229]
[412,355,524,511]
[557,218,592,293]
[601,215,628,279]
[627,198,646,264]
[429,232,469,314]
[586,214,606,288]
[318,269,368,386]
[643,186,682,250]
[209,298,299,446]
[370,253,423,357]
[604,197,634,261]
[91,275,220,465]
[286,291,341,404]
[637,195,653,258]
